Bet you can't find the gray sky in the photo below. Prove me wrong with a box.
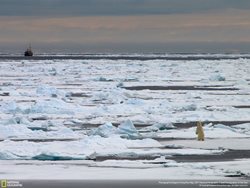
[1,0,250,53]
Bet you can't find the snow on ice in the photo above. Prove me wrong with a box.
[0,56,250,179]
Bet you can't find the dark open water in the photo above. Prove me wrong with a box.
[0,53,250,61]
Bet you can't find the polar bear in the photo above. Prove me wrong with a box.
[196,121,205,141]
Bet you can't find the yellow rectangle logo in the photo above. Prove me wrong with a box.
[1,180,7,188]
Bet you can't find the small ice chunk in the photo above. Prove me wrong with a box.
[88,122,117,138]
[4,116,32,126]
[117,120,140,139]
[173,103,197,112]
[213,124,237,132]
[48,67,57,76]
[116,82,124,88]
[180,104,197,111]
[36,85,66,97]
[232,123,250,133]
[91,88,126,104]
[209,74,226,81]
[96,77,112,82]
[144,123,175,132]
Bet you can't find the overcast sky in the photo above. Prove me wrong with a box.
[1,0,250,53]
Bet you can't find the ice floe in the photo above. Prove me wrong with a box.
[36,85,66,97]
[117,120,140,139]
[88,122,117,138]
[28,99,78,115]
[143,123,250,139]
[141,122,175,132]
[209,74,226,81]
[0,135,161,160]
[0,56,250,179]
[89,120,141,139]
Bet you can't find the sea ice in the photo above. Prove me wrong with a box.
[142,123,175,132]
[88,122,117,138]
[0,124,33,139]
[145,123,250,139]
[232,123,250,134]
[0,101,21,114]
[209,74,226,81]
[91,88,127,104]
[0,56,250,179]
[0,135,161,160]
[36,84,66,97]
[89,120,141,139]
[29,99,77,114]
[117,120,140,139]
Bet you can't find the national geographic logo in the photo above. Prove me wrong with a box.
[1,180,22,188]
[1,180,7,188]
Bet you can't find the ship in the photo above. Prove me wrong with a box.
[24,44,33,56]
